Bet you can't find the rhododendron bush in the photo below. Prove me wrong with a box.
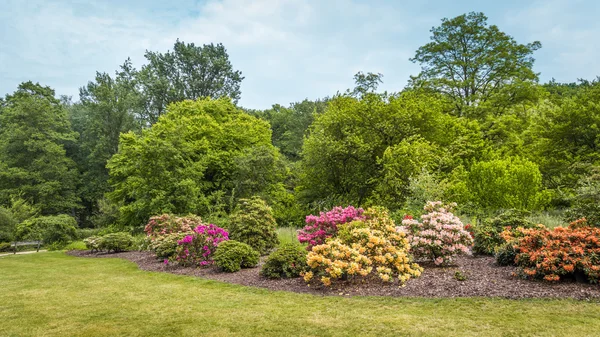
[144,214,229,267]
[297,206,364,249]
[505,221,600,283]
[303,207,422,286]
[172,224,229,267]
[398,201,473,265]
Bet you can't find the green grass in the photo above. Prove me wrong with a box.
[1,253,599,336]
[277,227,300,245]
[527,211,568,229]
[63,240,87,251]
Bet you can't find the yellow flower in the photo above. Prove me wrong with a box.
[321,276,332,286]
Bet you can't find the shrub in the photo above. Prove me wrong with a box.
[214,240,260,273]
[398,201,473,265]
[565,173,600,227]
[147,232,191,259]
[261,243,307,279]
[144,214,202,238]
[97,232,134,253]
[229,197,279,255]
[494,242,518,266]
[303,207,422,286]
[16,215,77,246]
[0,242,11,252]
[297,205,364,250]
[84,236,102,252]
[472,210,535,255]
[510,225,600,283]
[172,224,229,267]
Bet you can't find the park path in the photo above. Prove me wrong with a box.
[0,250,47,258]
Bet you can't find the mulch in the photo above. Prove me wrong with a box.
[67,250,600,300]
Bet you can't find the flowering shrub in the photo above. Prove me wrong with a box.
[398,201,473,265]
[472,211,534,255]
[147,232,190,259]
[172,224,229,267]
[507,224,600,283]
[144,214,202,238]
[303,207,422,286]
[297,206,364,249]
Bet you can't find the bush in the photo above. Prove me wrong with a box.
[398,201,473,265]
[510,225,600,283]
[565,173,600,227]
[144,214,202,238]
[472,210,535,255]
[303,207,422,286]
[261,243,307,279]
[213,240,260,273]
[16,215,77,246]
[494,242,518,266]
[297,205,364,250]
[97,232,134,253]
[171,224,229,267]
[229,197,279,255]
[84,236,101,252]
[0,242,11,252]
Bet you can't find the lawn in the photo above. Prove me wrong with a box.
[1,252,599,337]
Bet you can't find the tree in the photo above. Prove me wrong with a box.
[107,98,281,228]
[135,40,244,125]
[298,78,485,209]
[0,82,80,215]
[71,60,141,225]
[410,12,541,118]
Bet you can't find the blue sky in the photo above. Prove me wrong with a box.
[1,0,599,109]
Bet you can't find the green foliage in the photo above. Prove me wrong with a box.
[107,98,281,228]
[76,228,103,240]
[472,211,534,255]
[63,240,87,251]
[213,240,259,273]
[0,242,11,252]
[298,86,485,210]
[16,215,77,246]
[147,232,190,259]
[494,242,518,266]
[466,157,548,211]
[0,82,80,215]
[229,197,279,254]
[136,40,244,125]
[565,172,600,226]
[454,270,468,281]
[97,232,134,253]
[84,236,101,252]
[410,12,541,118]
[261,243,307,279]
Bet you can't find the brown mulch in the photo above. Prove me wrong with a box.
[67,250,600,300]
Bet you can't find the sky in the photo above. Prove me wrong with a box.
[1,0,599,109]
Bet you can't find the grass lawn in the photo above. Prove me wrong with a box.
[1,252,599,337]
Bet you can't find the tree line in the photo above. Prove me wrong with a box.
[1,12,599,239]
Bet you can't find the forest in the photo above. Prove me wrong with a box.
[1,11,599,246]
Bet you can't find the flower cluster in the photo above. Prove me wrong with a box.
[398,201,473,265]
[508,225,600,283]
[144,214,202,238]
[297,206,364,249]
[303,207,422,286]
[173,224,229,267]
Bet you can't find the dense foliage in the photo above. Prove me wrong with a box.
[213,240,260,272]
[228,197,279,254]
[261,243,307,279]
[171,224,229,267]
[84,232,134,253]
[297,206,364,249]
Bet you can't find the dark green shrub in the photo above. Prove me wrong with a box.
[213,240,259,273]
[97,232,133,253]
[0,242,11,252]
[473,210,534,255]
[16,215,77,246]
[565,173,600,227]
[495,242,518,266]
[229,197,279,255]
[261,243,307,279]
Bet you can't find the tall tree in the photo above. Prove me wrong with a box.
[135,40,244,125]
[0,82,80,215]
[70,60,141,224]
[410,12,541,118]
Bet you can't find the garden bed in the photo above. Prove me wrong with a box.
[67,250,600,300]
